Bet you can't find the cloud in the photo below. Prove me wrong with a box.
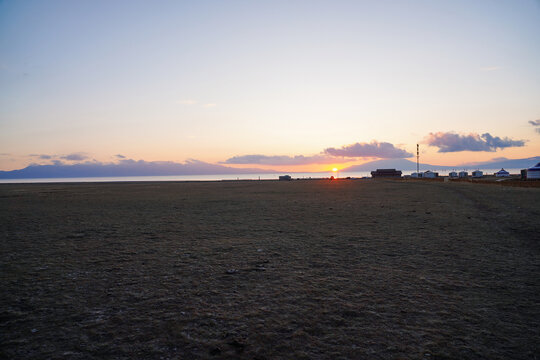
[115,154,126,159]
[28,154,55,159]
[529,119,540,134]
[480,66,502,72]
[425,132,525,152]
[177,99,197,105]
[61,153,88,161]
[324,141,413,158]
[223,141,412,165]
[222,154,336,166]
[203,103,217,108]
[28,153,88,161]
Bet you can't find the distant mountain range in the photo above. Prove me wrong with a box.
[462,157,540,170]
[1,156,538,179]
[0,159,275,179]
[343,157,540,172]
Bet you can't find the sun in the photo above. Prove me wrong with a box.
[332,168,338,172]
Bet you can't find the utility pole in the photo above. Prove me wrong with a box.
[416,144,419,174]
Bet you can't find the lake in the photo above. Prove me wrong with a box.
[0,168,524,183]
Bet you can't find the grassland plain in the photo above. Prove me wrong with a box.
[1,179,539,359]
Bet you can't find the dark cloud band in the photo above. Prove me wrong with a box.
[223,141,413,165]
[324,141,412,158]
[61,153,88,161]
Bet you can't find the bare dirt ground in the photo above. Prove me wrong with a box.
[1,179,539,359]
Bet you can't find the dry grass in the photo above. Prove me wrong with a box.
[1,179,539,359]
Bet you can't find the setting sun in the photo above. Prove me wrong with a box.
[332,168,338,172]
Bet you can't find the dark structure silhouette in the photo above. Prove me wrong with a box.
[371,169,402,178]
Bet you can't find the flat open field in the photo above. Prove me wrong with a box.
[1,179,539,359]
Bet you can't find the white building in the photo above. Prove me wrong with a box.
[449,171,458,178]
[459,171,468,178]
[527,162,540,180]
[423,170,438,178]
[495,168,510,177]
[472,170,483,178]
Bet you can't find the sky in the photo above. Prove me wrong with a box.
[1,0,539,172]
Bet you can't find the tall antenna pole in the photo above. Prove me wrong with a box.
[416,144,419,174]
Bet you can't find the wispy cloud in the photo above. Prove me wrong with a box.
[60,153,88,161]
[29,154,54,160]
[324,141,413,158]
[529,119,540,134]
[480,66,502,72]
[203,103,217,108]
[222,154,336,166]
[28,152,89,162]
[425,132,525,152]
[115,154,126,159]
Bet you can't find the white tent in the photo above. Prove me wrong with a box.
[527,162,540,179]
[495,168,510,177]
[472,170,483,178]
[424,170,438,178]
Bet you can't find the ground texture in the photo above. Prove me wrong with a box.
[1,179,539,359]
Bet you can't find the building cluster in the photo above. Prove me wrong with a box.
[370,162,540,181]
[411,170,439,178]
[448,170,485,179]
[278,162,540,182]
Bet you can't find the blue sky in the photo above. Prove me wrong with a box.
[1,0,539,171]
